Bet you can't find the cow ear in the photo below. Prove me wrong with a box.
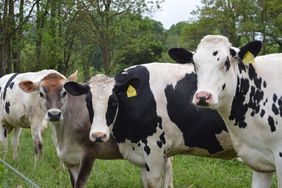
[19,80,38,93]
[168,48,193,64]
[116,78,140,98]
[239,40,262,64]
[68,70,78,81]
[64,81,89,96]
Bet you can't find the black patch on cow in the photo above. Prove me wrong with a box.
[263,81,267,88]
[260,109,265,118]
[142,139,151,155]
[145,162,150,172]
[268,116,276,132]
[112,66,159,144]
[85,92,94,123]
[229,77,249,128]
[217,57,220,61]
[4,128,7,137]
[157,117,162,129]
[9,82,14,89]
[222,83,226,91]
[160,132,166,145]
[5,102,10,114]
[106,94,118,126]
[238,62,246,74]
[3,73,18,100]
[213,51,218,56]
[137,143,141,147]
[272,104,279,115]
[273,94,278,103]
[224,57,230,71]
[229,63,267,129]
[157,141,162,148]
[279,152,282,157]
[132,147,135,150]
[230,48,236,57]
[165,72,227,154]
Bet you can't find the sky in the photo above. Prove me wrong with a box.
[150,0,202,29]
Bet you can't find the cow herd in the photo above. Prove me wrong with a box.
[1,35,282,188]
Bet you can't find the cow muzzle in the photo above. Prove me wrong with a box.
[193,91,214,107]
[90,132,108,143]
[47,109,62,122]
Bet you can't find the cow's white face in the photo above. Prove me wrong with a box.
[64,74,117,143]
[192,36,237,108]
[168,35,262,109]
[88,75,116,142]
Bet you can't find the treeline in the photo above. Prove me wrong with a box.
[0,0,281,81]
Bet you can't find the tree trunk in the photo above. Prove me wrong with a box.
[100,44,110,74]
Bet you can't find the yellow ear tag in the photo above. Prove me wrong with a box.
[243,51,255,64]
[127,84,137,98]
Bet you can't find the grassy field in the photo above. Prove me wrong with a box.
[0,128,277,188]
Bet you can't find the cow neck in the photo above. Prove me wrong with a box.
[225,61,266,129]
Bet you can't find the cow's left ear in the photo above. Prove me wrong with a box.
[19,80,38,93]
[168,48,193,64]
[238,40,262,64]
[64,81,90,96]
[68,70,78,81]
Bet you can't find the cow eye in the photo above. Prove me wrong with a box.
[60,91,67,98]
[39,92,45,98]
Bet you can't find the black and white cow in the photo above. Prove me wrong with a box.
[0,70,76,160]
[169,35,282,188]
[64,63,236,187]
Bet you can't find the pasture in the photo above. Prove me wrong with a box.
[0,128,277,188]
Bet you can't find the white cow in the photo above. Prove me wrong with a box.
[0,70,76,160]
[169,35,282,188]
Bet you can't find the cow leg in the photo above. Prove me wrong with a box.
[75,155,95,188]
[251,170,273,188]
[0,125,8,158]
[11,127,22,160]
[141,156,166,188]
[31,125,43,159]
[69,165,80,188]
[163,157,173,188]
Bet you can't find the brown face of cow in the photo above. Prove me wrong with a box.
[39,73,67,122]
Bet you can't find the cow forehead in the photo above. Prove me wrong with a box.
[194,35,232,65]
[88,74,115,102]
[40,73,66,93]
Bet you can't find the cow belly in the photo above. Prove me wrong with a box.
[236,144,275,172]
[59,145,82,166]
[118,141,145,167]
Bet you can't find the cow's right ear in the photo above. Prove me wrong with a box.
[168,48,193,64]
[64,81,90,96]
[19,80,38,93]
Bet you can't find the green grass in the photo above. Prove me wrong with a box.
[0,128,277,188]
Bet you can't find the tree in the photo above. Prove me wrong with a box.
[77,0,163,74]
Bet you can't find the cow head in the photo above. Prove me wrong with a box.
[19,71,78,123]
[169,35,262,109]
[64,74,116,143]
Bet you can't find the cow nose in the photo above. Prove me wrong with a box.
[195,91,212,106]
[47,109,62,122]
[90,132,107,143]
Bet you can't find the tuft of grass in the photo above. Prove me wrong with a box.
[0,128,277,188]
